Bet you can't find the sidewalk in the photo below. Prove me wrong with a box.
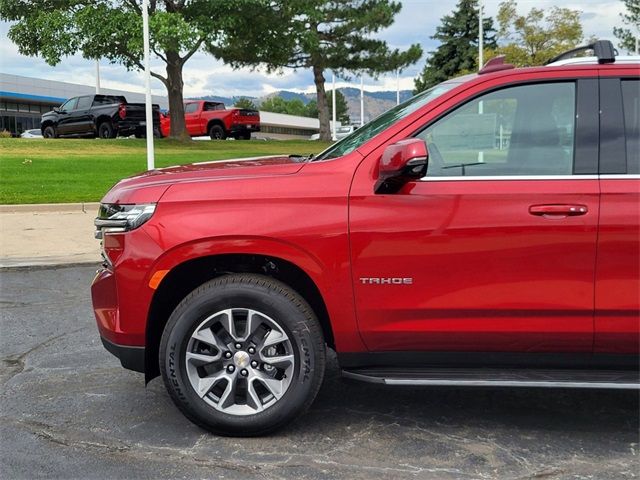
[0,203,101,268]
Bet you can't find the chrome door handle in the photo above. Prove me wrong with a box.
[529,204,588,217]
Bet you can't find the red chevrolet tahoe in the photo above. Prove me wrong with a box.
[159,100,260,139]
[92,41,640,436]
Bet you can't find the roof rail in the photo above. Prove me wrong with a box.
[546,40,617,65]
[478,56,515,74]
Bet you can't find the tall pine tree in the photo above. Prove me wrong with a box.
[414,0,496,93]
[212,1,421,140]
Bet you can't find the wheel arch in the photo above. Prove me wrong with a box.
[207,119,226,133]
[96,114,113,128]
[144,253,334,383]
[41,120,56,135]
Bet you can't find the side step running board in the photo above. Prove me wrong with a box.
[342,368,640,390]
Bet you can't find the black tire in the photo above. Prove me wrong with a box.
[159,274,326,436]
[43,125,57,139]
[208,124,226,140]
[240,131,251,140]
[98,121,116,139]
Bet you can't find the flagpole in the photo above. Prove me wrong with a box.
[360,76,364,127]
[142,0,155,170]
[95,60,101,94]
[332,73,337,140]
[478,0,484,69]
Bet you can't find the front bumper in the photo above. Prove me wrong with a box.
[101,336,145,373]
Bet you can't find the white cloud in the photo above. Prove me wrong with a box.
[0,0,628,98]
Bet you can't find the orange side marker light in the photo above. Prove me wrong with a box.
[148,269,169,290]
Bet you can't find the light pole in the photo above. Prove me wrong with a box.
[478,0,484,69]
[142,0,155,170]
[360,76,364,127]
[95,60,101,94]
[332,73,337,140]
[396,69,400,105]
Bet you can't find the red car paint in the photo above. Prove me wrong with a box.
[91,61,639,376]
[159,100,260,139]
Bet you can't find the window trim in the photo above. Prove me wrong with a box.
[599,78,627,174]
[412,78,599,179]
[619,77,640,175]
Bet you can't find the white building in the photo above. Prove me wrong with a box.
[0,73,328,139]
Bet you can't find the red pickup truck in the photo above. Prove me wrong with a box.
[160,101,260,140]
[92,41,639,436]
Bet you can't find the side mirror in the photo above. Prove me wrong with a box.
[375,138,429,194]
[53,107,60,113]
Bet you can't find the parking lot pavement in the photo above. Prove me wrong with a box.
[1,265,638,480]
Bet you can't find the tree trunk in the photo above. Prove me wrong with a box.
[165,51,190,140]
[312,64,331,141]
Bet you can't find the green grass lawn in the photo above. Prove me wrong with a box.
[0,138,332,204]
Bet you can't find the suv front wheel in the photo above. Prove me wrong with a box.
[159,274,326,436]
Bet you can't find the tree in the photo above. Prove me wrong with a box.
[305,100,319,119]
[1,0,257,139]
[614,0,640,53]
[414,0,497,93]
[259,96,308,116]
[327,90,350,124]
[211,1,422,141]
[234,97,257,110]
[496,0,583,66]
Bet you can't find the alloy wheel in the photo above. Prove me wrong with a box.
[184,308,295,416]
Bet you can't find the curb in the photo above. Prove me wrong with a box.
[0,261,101,271]
[0,202,100,214]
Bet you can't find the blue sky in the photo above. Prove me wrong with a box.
[0,0,628,98]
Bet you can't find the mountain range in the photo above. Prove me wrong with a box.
[192,88,414,124]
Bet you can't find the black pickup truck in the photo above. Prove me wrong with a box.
[41,94,161,139]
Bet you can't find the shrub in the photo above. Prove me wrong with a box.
[0,130,13,138]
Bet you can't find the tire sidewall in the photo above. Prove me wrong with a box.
[160,277,323,435]
[43,126,56,138]
[208,125,225,140]
[99,122,114,139]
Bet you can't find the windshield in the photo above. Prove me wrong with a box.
[314,81,463,161]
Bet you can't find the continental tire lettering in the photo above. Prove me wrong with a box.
[169,343,187,402]
[300,338,311,383]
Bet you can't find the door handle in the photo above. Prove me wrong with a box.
[529,204,588,217]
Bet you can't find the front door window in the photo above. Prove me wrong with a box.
[416,82,576,177]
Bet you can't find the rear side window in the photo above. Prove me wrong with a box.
[92,96,124,106]
[184,103,199,114]
[621,79,639,174]
[417,82,576,177]
[75,96,92,110]
[204,102,225,111]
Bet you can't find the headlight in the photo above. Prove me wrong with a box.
[94,203,156,239]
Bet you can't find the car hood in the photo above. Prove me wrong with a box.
[101,155,307,204]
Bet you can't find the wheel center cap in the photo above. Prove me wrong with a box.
[233,351,250,369]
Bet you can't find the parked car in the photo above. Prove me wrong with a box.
[160,101,260,140]
[41,94,161,139]
[310,125,358,141]
[20,129,43,139]
[92,41,639,436]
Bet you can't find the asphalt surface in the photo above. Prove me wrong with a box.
[1,265,638,479]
